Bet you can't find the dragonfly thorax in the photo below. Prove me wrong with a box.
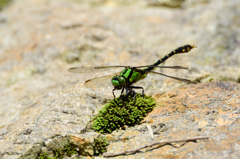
[112,75,127,90]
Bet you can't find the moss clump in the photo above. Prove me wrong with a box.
[93,136,109,156]
[37,136,108,158]
[92,94,156,133]
[37,144,78,159]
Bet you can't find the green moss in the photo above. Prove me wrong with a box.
[93,136,109,156]
[36,136,108,158]
[63,144,78,157]
[36,144,78,159]
[38,153,52,159]
[92,93,156,133]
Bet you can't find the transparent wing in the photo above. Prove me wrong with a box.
[148,71,196,84]
[68,66,126,74]
[84,72,121,88]
[68,65,188,74]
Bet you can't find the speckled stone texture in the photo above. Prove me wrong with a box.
[0,0,240,158]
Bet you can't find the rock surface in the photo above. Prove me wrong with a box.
[102,81,240,159]
[1,81,240,158]
[0,0,240,158]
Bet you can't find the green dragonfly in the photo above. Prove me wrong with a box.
[69,44,196,98]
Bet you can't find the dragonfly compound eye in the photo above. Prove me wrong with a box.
[112,76,126,89]
[118,76,126,86]
[112,75,122,89]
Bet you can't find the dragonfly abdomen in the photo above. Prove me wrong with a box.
[145,45,196,72]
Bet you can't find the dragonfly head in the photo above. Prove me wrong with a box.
[112,75,126,89]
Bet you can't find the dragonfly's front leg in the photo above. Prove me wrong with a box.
[112,88,116,99]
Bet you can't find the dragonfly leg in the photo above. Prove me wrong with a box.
[120,87,125,96]
[112,88,116,99]
[129,86,144,97]
[125,88,129,95]
[126,87,137,99]
[125,88,130,97]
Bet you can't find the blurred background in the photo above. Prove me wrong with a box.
[0,0,239,128]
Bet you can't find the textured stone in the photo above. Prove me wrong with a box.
[106,82,240,158]
[0,0,240,158]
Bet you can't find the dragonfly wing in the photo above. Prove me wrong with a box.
[68,65,187,74]
[68,66,126,74]
[149,71,196,84]
[136,65,188,69]
[84,72,121,88]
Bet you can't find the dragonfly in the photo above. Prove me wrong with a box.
[69,44,196,99]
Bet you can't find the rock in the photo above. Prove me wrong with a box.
[105,82,240,158]
[0,86,106,158]
[0,0,240,158]
[68,135,95,156]
[1,81,240,158]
